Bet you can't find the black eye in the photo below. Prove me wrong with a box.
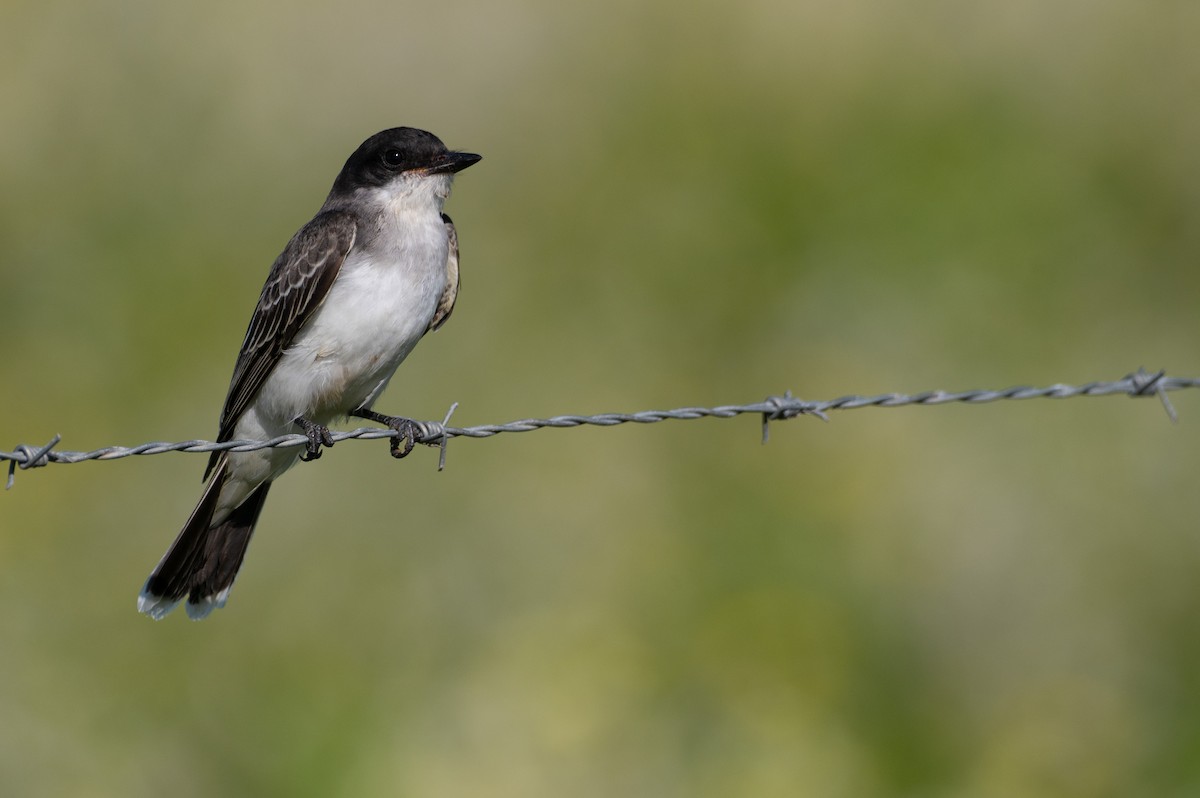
[382,148,405,169]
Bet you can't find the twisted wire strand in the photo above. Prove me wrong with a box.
[4,368,1195,488]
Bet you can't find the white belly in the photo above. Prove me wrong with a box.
[259,246,446,426]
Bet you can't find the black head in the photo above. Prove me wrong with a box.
[328,127,481,197]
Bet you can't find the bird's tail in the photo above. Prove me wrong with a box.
[138,459,272,620]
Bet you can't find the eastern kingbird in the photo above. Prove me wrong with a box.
[138,127,481,620]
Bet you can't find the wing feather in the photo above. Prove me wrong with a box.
[203,210,357,478]
[429,212,460,332]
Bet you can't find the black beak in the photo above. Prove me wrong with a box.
[427,151,482,175]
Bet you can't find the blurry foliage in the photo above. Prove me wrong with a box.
[1,1,1198,796]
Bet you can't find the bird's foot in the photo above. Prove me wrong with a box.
[295,417,335,462]
[350,409,421,459]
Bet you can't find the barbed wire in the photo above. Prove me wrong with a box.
[3,368,1195,489]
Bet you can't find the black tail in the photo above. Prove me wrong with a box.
[138,459,272,620]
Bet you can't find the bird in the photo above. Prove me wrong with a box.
[138,127,481,620]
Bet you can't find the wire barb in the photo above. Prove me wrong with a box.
[1124,367,1178,423]
[760,391,829,444]
[433,402,459,471]
[6,434,62,490]
[2,369,1195,487]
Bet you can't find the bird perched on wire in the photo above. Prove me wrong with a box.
[138,127,481,620]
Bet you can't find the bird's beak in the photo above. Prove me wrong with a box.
[426,151,482,175]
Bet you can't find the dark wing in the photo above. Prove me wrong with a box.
[203,210,357,478]
[428,212,460,332]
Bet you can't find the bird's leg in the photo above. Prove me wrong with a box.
[350,408,420,459]
[294,416,335,462]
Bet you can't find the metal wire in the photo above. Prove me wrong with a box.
[4,368,1195,488]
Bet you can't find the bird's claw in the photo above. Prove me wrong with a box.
[386,418,419,459]
[295,417,335,462]
[350,408,420,459]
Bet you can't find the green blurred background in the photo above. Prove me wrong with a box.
[2,1,1198,795]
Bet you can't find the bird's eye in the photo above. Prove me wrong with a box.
[382,148,405,169]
